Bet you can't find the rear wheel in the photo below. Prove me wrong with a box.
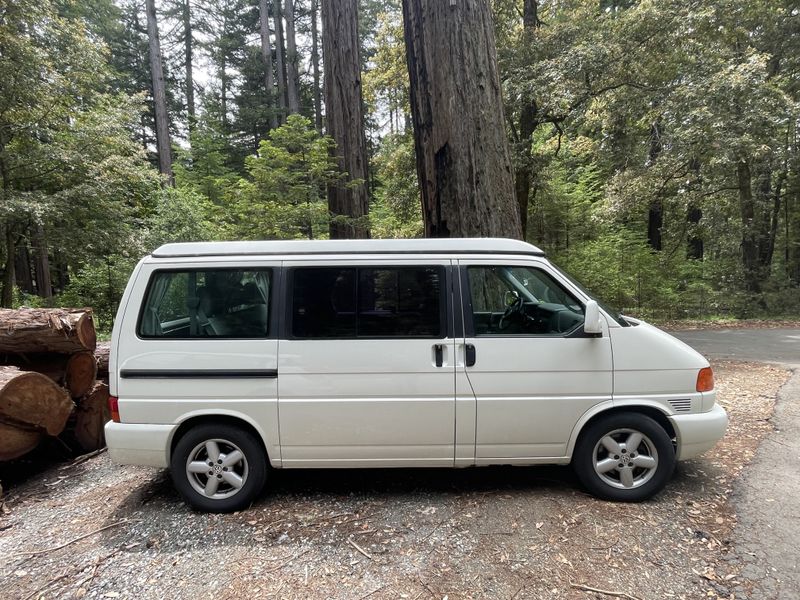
[573,413,675,502]
[171,423,267,512]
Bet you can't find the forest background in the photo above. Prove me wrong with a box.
[1,0,798,332]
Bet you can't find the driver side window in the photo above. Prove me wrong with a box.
[466,266,585,336]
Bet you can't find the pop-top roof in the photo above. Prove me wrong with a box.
[151,238,544,259]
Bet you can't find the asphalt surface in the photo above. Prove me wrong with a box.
[672,328,800,599]
[672,328,800,367]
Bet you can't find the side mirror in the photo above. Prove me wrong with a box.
[584,300,602,335]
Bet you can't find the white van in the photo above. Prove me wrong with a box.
[105,238,727,512]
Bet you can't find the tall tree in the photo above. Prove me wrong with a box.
[402,0,522,239]
[259,0,278,129]
[311,0,323,132]
[513,0,541,239]
[181,0,196,132]
[145,0,173,183]
[321,0,370,238]
[274,0,289,123]
[284,0,301,114]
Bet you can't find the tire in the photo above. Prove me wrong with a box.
[170,423,268,512]
[573,413,675,502]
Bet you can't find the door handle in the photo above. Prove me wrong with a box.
[434,344,444,368]
[465,344,476,367]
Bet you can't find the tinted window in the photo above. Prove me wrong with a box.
[467,266,584,336]
[291,266,443,338]
[139,269,271,338]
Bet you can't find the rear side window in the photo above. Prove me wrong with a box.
[291,266,443,338]
[138,269,272,338]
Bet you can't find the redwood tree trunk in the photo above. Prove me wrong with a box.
[514,0,542,238]
[145,0,173,184]
[402,0,522,239]
[322,0,370,239]
[259,0,278,129]
[182,0,196,132]
[274,0,289,124]
[285,0,300,115]
[311,0,323,132]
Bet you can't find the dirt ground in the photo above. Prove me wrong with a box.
[0,360,791,600]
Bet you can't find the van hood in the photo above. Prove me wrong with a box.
[610,317,710,371]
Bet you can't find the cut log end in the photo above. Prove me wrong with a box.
[74,382,111,452]
[66,351,98,399]
[0,366,74,435]
[0,422,43,461]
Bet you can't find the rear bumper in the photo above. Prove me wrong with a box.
[670,403,728,460]
[105,422,175,468]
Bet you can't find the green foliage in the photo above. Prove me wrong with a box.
[225,115,343,240]
[370,134,423,238]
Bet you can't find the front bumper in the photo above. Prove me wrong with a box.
[670,403,728,460]
[105,422,175,468]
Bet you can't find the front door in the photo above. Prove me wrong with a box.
[278,260,457,467]
[458,259,613,462]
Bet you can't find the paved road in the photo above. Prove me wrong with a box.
[672,328,800,599]
[672,327,800,366]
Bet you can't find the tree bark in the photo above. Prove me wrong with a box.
[145,0,174,184]
[0,308,97,353]
[285,0,301,115]
[737,158,761,293]
[402,0,522,239]
[259,0,279,130]
[2,226,15,308]
[646,119,663,251]
[14,243,35,295]
[311,0,323,132]
[274,0,289,124]
[0,366,74,436]
[322,0,370,239]
[33,224,52,300]
[73,381,110,452]
[514,0,542,238]
[687,206,703,259]
[182,0,196,132]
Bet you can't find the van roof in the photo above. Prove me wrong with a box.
[151,238,545,259]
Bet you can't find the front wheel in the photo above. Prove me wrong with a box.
[573,413,675,502]
[171,423,267,512]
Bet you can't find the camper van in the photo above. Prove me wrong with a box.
[105,238,727,512]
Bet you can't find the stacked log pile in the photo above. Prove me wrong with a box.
[0,308,110,461]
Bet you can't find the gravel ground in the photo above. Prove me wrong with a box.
[0,360,790,600]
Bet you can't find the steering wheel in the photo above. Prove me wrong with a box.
[499,294,525,330]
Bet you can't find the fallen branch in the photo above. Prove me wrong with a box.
[13,519,131,558]
[347,537,373,560]
[59,447,107,470]
[569,581,643,600]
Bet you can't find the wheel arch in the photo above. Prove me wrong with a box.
[168,411,276,467]
[566,401,677,460]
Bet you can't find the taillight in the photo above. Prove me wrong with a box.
[108,395,120,423]
[696,367,714,392]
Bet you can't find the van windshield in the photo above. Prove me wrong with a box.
[549,263,631,327]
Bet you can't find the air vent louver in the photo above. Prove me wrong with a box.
[669,399,692,412]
